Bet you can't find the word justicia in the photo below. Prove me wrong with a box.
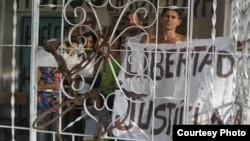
[114,98,226,136]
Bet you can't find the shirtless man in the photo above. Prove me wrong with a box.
[141,7,186,43]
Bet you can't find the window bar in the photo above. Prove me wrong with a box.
[207,0,217,125]
[30,0,40,140]
[11,0,17,140]
[232,0,240,125]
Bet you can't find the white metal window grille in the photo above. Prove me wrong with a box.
[0,0,249,141]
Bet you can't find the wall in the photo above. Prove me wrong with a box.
[192,0,225,38]
[16,0,227,38]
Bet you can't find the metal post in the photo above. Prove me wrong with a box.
[30,0,40,140]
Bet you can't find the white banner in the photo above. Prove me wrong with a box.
[112,37,237,141]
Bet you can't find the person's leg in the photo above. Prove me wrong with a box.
[65,108,83,141]
[36,109,50,141]
[107,95,115,141]
[74,108,85,141]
